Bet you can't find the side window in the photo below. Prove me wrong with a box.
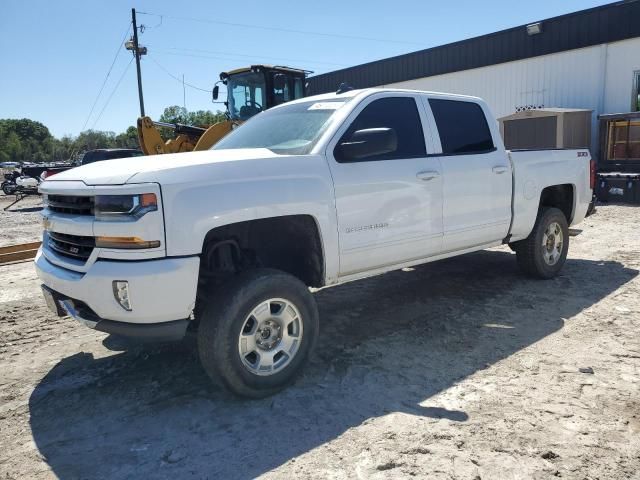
[633,70,640,112]
[293,77,304,99]
[254,86,265,107]
[336,97,426,162]
[429,99,495,155]
[272,74,290,105]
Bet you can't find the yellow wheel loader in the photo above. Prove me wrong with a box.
[137,65,309,155]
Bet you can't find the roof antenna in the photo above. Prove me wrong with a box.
[336,82,354,94]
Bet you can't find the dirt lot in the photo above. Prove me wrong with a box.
[1,195,639,479]
[0,193,43,247]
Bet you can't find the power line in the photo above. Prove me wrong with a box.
[137,11,423,46]
[147,54,212,93]
[91,57,134,129]
[81,22,132,131]
[151,50,332,74]
[150,45,346,68]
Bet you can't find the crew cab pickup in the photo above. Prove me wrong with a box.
[36,88,594,397]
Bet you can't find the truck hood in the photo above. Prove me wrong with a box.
[43,149,280,186]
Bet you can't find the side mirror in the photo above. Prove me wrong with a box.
[212,85,219,101]
[337,128,398,161]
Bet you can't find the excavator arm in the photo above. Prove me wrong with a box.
[137,117,234,155]
[136,65,309,156]
[193,120,233,150]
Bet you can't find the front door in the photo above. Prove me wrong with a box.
[326,94,443,276]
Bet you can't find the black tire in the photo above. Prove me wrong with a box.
[515,207,569,279]
[197,268,319,398]
[2,182,15,195]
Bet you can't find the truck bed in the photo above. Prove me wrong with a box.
[507,148,592,242]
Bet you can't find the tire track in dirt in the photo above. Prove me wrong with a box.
[0,204,639,479]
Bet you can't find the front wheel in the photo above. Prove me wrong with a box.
[514,207,569,279]
[197,269,319,398]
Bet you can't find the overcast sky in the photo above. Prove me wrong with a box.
[0,0,613,138]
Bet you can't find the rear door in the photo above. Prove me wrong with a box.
[326,93,443,276]
[425,97,512,251]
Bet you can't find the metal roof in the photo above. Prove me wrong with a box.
[307,0,640,95]
[599,111,640,120]
[498,108,593,122]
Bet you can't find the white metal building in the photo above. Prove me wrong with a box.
[308,0,640,157]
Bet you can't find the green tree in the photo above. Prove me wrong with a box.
[73,130,117,151]
[159,105,225,126]
[56,135,76,162]
[114,126,139,149]
[0,118,53,162]
[159,106,189,124]
[157,105,225,141]
[187,109,226,126]
[4,131,23,161]
[0,105,226,164]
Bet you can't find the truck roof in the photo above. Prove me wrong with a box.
[284,87,485,105]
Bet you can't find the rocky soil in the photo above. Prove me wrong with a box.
[0,201,639,479]
[0,193,43,247]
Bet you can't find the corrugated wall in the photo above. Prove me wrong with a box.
[307,0,640,96]
[309,0,640,95]
[388,45,604,120]
[304,1,640,156]
[386,37,640,154]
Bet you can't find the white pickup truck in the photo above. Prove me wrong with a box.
[36,88,595,397]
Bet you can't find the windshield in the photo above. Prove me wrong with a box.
[213,100,348,155]
[227,71,267,121]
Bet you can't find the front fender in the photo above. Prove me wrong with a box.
[160,156,340,283]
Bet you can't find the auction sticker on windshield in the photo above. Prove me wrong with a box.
[307,102,345,110]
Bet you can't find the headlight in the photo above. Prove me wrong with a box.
[94,193,157,220]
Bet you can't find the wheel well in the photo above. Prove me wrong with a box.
[199,215,325,288]
[539,184,574,222]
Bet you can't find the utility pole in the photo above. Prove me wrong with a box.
[126,8,147,116]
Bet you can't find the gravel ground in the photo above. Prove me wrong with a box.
[0,193,43,247]
[0,203,639,479]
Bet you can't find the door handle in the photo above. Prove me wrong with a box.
[416,171,440,181]
[492,166,508,174]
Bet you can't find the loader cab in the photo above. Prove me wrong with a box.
[219,65,308,121]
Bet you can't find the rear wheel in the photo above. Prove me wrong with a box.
[197,268,318,398]
[514,207,569,279]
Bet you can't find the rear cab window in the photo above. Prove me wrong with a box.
[429,98,495,155]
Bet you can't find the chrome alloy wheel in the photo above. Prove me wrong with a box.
[542,221,564,266]
[237,298,303,376]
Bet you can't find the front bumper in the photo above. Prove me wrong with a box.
[42,284,190,341]
[35,249,200,339]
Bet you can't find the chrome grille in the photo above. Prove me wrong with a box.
[46,195,94,215]
[48,232,95,261]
